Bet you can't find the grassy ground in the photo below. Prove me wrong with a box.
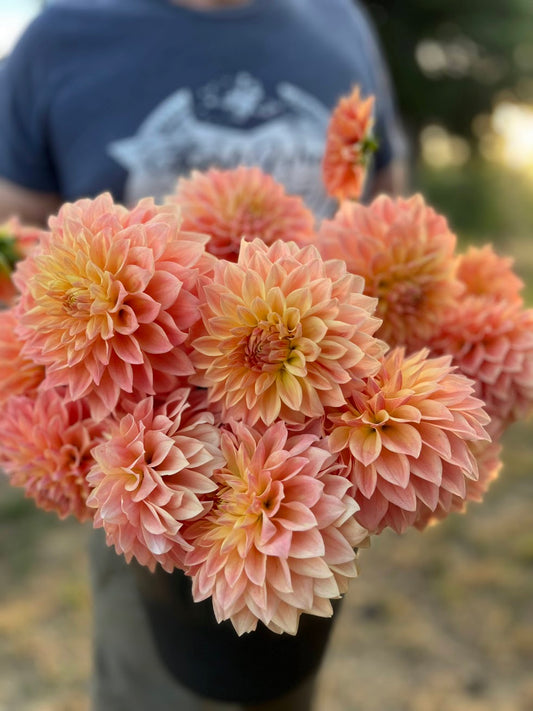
[0,162,532,710]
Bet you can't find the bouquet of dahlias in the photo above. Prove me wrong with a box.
[1,88,532,637]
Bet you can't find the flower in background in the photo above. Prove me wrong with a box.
[0,389,104,522]
[168,166,316,260]
[0,217,44,305]
[185,420,368,635]
[14,193,208,419]
[414,439,503,530]
[87,389,222,572]
[429,296,533,433]
[322,86,377,202]
[191,238,385,426]
[456,244,524,304]
[0,308,44,404]
[317,195,463,352]
[327,348,490,534]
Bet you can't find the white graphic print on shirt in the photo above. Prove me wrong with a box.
[108,73,335,218]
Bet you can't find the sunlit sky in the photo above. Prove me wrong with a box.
[0,0,41,57]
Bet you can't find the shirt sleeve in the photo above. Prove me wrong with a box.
[0,16,60,192]
[350,2,408,172]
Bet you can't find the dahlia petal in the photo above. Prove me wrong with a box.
[377,480,417,511]
[278,370,303,410]
[244,549,267,587]
[380,423,422,457]
[276,502,317,531]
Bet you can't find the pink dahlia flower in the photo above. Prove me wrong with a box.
[0,389,104,521]
[87,389,223,572]
[185,420,369,635]
[191,238,385,426]
[14,193,208,419]
[0,308,44,404]
[429,296,533,431]
[456,244,524,304]
[169,166,316,260]
[327,348,490,534]
[317,195,463,352]
[322,86,377,202]
[415,439,503,529]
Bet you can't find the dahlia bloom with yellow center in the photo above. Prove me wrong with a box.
[322,86,377,202]
[168,166,316,260]
[327,348,490,534]
[184,420,369,635]
[317,195,463,352]
[0,389,105,522]
[0,308,44,405]
[191,238,385,425]
[456,244,524,304]
[429,296,533,433]
[87,389,223,572]
[14,193,208,419]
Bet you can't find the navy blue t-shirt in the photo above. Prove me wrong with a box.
[0,0,404,216]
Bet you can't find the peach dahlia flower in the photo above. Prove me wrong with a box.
[322,86,377,202]
[169,166,316,260]
[0,308,44,404]
[429,296,533,432]
[0,389,104,522]
[14,193,207,419]
[327,348,490,534]
[185,420,369,636]
[87,390,223,572]
[317,195,463,352]
[191,238,385,426]
[456,244,524,304]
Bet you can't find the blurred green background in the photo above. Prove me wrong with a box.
[0,2,532,710]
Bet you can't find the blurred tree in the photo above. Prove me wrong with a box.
[364,0,533,145]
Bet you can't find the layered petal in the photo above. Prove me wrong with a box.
[317,195,463,352]
[168,167,316,260]
[0,389,104,522]
[13,193,207,419]
[191,238,385,425]
[322,86,377,202]
[184,420,369,635]
[327,348,491,534]
[87,389,223,572]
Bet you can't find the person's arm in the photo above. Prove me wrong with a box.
[0,177,60,227]
[0,14,62,227]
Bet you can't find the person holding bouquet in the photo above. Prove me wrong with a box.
[0,0,407,709]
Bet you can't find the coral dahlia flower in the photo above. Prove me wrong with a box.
[429,296,533,430]
[317,195,463,351]
[456,244,524,304]
[14,193,208,419]
[185,420,369,635]
[191,238,385,426]
[169,167,316,260]
[87,390,222,572]
[0,308,44,404]
[322,86,377,202]
[327,348,490,534]
[0,389,104,522]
